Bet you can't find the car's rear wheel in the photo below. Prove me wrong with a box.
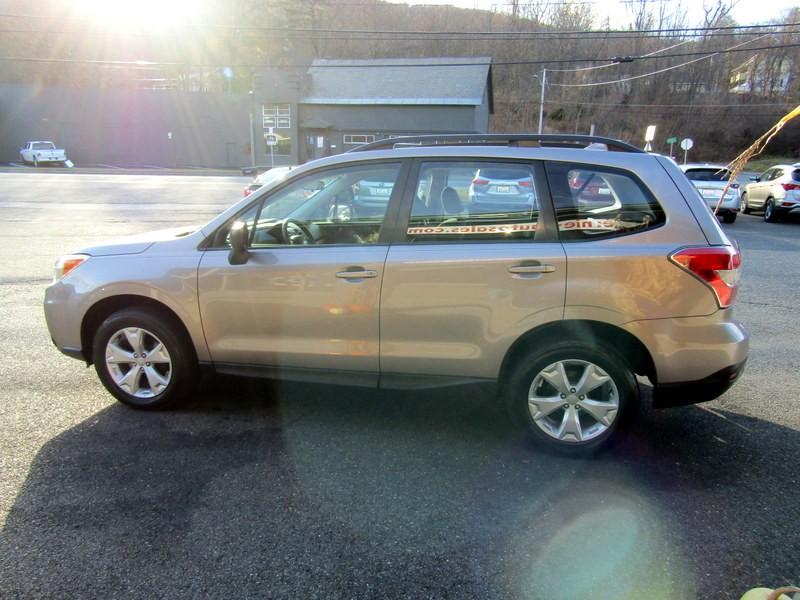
[740,193,751,214]
[764,198,779,222]
[505,341,636,454]
[722,212,736,224]
[92,308,196,409]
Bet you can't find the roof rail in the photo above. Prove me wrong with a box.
[347,134,645,154]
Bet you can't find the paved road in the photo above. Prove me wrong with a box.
[0,173,798,599]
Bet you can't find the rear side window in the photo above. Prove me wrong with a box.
[545,162,665,241]
[405,161,541,242]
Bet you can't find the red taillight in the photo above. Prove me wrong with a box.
[243,187,253,197]
[518,179,532,188]
[472,178,489,186]
[670,246,741,308]
[782,183,800,191]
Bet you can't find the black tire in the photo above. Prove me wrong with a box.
[740,193,751,214]
[92,307,196,409]
[504,341,637,455]
[764,198,779,223]
[722,212,737,224]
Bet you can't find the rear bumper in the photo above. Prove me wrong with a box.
[622,312,748,385]
[652,359,747,408]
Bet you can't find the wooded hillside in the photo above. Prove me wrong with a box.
[1,0,798,159]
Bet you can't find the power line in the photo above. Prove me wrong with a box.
[547,39,691,73]
[1,39,798,69]
[549,34,772,87]
[0,11,796,36]
[2,27,798,42]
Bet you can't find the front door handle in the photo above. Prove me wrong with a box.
[336,269,378,279]
[508,264,556,274]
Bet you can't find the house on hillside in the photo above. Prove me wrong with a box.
[730,55,793,95]
[253,57,494,165]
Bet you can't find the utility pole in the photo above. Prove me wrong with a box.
[537,68,547,135]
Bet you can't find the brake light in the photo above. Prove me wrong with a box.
[518,180,532,187]
[472,178,489,186]
[243,187,253,197]
[669,246,741,308]
[782,183,800,191]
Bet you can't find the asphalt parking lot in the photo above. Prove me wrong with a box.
[0,171,798,599]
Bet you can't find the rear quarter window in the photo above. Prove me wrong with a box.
[545,162,666,241]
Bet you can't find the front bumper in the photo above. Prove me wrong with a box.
[652,359,747,408]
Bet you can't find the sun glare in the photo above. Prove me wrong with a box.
[73,0,203,31]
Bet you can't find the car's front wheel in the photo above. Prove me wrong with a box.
[505,341,636,454]
[92,307,196,409]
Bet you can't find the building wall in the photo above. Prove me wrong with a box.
[299,104,479,133]
[0,84,253,168]
[0,84,489,168]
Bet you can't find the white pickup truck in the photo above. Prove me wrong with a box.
[19,141,70,167]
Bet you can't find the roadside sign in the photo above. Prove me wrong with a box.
[680,138,694,165]
[265,134,278,146]
[666,136,678,144]
[644,125,656,142]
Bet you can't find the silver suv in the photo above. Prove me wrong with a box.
[44,134,748,453]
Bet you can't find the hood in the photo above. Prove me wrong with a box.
[77,226,200,257]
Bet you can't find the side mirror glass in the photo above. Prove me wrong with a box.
[228,221,249,265]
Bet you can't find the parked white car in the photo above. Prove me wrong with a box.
[679,163,740,224]
[19,141,69,167]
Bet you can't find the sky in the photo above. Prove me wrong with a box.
[386,0,799,27]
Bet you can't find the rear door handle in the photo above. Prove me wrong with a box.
[508,264,556,274]
[336,269,378,279]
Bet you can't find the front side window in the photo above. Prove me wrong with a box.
[215,163,402,248]
[405,161,540,242]
[546,162,665,241]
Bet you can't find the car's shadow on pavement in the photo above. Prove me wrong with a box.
[1,377,797,599]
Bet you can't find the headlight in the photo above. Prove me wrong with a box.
[54,254,89,281]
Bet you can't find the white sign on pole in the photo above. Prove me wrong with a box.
[265,134,278,146]
[680,138,694,165]
[644,125,656,142]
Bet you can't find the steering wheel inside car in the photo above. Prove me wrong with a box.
[281,218,314,245]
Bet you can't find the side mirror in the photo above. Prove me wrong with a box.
[227,221,249,265]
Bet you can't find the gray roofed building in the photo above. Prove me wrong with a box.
[251,56,494,166]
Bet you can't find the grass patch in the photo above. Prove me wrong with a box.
[744,156,797,173]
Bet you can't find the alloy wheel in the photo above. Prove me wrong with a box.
[527,359,619,443]
[104,327,172,398]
